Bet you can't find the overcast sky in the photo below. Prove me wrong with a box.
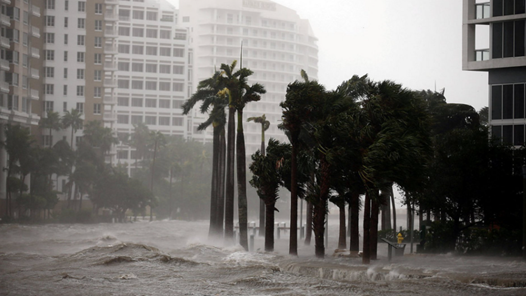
[169,0,489,111]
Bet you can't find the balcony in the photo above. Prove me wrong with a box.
[104,79,117,88]
[31,89,39,100]
[104,28,118,38]
[1,0,11,4]
[103,112,116,122]
[103,95,117,105]
[105,0,118,4]
[105,11,118,22]
[31,6,41,17]
[31,26,40,38]
[104,61,117,71]
[104,44,117,54]
[475,49,490,61]
[0,13,10,26]
[31,47,40,58]
[0,36,10,49]
[475,3,490,19]
[30,68,39,79]
[0,58,9,71]
[0,81,8,94]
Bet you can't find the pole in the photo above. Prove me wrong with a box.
[522,165,526,260]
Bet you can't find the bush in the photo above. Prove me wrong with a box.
[58,208,93,223]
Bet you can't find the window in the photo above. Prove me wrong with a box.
[93,103,101,114]
[45,67,54,78]
[77,86,84,96]
[78,1,85,12]
[95,3,103,14]
[117,150,129,159]
[65,51,68,61]
[78,18,85,29]
[119,9,130,21]
[46,33,55,43]
[77,52,84,62]
[172,117,183,126]
[45,50,55,60]
[132,63,143,72]
[132,80,143,90]
[95,20,102,31]
[160,47,171,56]
[173,83,184,92]
[146,29,157,38]
[64,68,68,78]
[132,45,144,54]
[159,64,170,73]
[23,33,28,46]
[118,44,130,53]
[22,54,28,67]
[182,16,190,22]
[22,76,28,89]
[132,28,144,37]
[133,10,144,20]
[46,0,55,9]
[146,46,157,55]
[77,69,84,79]
[64,34,68,44]
[64,17,68,27]
[44,100,54,112]
[160,30,171,39]
[173,65,184,74]
[145,81,157,90]
[119,27,131,36]
[63,85,67,95]
[94,53,102,64]
[94,36,102,48]
[65,0,68,10]
[94,70,102,81]
[145,116,156,125]
[146,64,157,73]
[63,102,67,112]
[118,62,130,71]
[159,117,170,126]
[131,98,143,107]
[45,84,54,95]
[145,99,156,107]
[159,99,170,108]
[118,97,129,106]
[173,48,184,57]
[12,52,19,65]
[159,82,170,91]
[146,11,158,20]
[77,35,85,46]
[118,80,129,89]
[43,135,53,147]
[46,16,55,26]
[76,102,84,113]
[117,115,129,124]
[131,115,143,124]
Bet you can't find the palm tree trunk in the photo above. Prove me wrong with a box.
[224,107,236,242]
[390,186,397,237]
[314,156,330,258]
[150,137,158,222]
[70,127,74,150]
[236,110,248,251]
[259,139,265,237]
[265,200,275,252]
[216,128,226,234]
[381,188,391,231]
[350,191,360,254]
[371,195,379,260]
[209,126,219,237]
[338,203,346,249]
[305,201,313,245]
[362,191,371,264]
[289,143,298,255]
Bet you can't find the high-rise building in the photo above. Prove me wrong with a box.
[178,0,319,154]
[0,0,42,197]
[462,0,526,144]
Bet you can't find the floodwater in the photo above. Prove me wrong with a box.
[1,220,526,296]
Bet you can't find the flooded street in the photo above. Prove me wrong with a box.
[1,220,526,296]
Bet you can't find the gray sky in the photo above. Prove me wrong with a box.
[170,0,489,111]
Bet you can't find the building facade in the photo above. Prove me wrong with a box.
[178,0,318,155]
[463,0,526,144]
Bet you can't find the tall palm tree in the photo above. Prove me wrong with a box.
[128,122,151,169]
[39,111,62,147]
[183,70,227,237]
[83,120,118,162]
[149,131,166,221]
[61,109,83,150]
[248,114,270,237]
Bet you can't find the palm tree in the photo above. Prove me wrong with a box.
[149,131,166,221]
[128,122,151,169]
[39,111,62,147]
[83,120,118,163]
[61,109,83,150]
[248,114,270,237]
[183,70,227,236]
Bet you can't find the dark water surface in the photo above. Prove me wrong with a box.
[1,220,525,295]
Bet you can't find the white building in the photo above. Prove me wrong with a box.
[178,0,319,154]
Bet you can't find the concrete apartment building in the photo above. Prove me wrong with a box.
[178,0,319,155]
[0,0,42,200]
[463,0,526,144]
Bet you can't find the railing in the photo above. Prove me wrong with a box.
[475,3,490,19]
[0,14,10,26]
[31,68,39,79]
[475,49,490,61]
[31,6,41,17]
[104,44,117,53]
[104,11,118,21]
[103,112,116,121]
[0,0,11,4]
[104,79,117,88]
[0,81,9,93]
[104,28,117,36]
[103,95,117,104]
[105,0,118,4]
[31,47,40,58]
[0,59,8,70]
[31,89,39,100]
[31,26,40,38]
[0,36,9,48]
[104,61,117,70]
[119,16,130,21]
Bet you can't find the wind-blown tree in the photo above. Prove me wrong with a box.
[248,114,270,237]
[83,120,118,162]
[182,70,227,236]
[249,139,290,251]
[148,131,166,221]
[128,122,151,169]
[62,109,83,150]
[39,111,62,147]
[280,70,325,256]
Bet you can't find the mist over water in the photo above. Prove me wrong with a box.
[1,220,525,296]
